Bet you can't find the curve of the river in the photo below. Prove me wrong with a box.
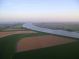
[23,23,79,39]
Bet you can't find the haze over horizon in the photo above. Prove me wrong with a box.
[0,0,79,22]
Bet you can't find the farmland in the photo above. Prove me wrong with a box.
[14,41,79,59]
[16,35,76,52]
[0,22,79,59]
[0,32,47,59]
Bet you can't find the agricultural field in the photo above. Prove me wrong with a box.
[0,23,36,38]
[0,23,26,31]
[0,31,36,38]
[16,35,76,52]
[14,40,79,59]
[0,32,47,59]
[1,0,79,59]
[0,22,79,59]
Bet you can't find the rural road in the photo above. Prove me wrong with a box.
[23,23,79,39]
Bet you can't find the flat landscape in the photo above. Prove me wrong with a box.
[0,31,36,38]
[17,35,76,52]
[0,22,79,59]
[34,22,79,32]
[1,0,79,59]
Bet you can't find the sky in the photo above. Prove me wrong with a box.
[0,0,79,22]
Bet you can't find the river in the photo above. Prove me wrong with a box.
[23,23,79,39]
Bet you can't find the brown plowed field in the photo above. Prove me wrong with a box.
[0,31,36,38]
[16,35,76,52]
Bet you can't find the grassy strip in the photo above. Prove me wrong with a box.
[0,32,48,59]
[13,41,79,59]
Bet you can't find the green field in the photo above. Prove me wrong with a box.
[0,32,48,59]
[13,41,79,59]
[0,22,79,59]
[0,23,26,31]
[0,32,79,59]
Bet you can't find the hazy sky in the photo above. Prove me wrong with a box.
[0,0,79,22]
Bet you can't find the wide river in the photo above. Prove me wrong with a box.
[23,23,79,39]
